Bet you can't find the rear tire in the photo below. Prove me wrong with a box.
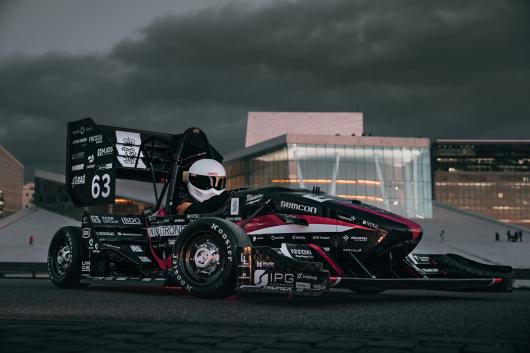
[47,226,82,288]
[172,217,251,299]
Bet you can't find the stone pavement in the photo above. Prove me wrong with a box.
[0,319,528,353]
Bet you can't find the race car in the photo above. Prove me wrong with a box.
[48,118,513,298]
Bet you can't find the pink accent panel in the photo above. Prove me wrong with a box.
[308,244,345,276]
[240,214,373,234]
[239,214,285,233]
[347,204,422,240]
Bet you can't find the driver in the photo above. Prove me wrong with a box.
[176,158,228,215]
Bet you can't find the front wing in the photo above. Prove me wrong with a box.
[237,248,513,295]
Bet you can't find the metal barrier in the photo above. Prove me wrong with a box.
[0,262,48,278]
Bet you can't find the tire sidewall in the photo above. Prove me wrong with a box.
[172,217,250,298]
[47,226,82,288]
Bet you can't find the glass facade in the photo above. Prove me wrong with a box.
[226,143,433,219]
[432,141,530,226]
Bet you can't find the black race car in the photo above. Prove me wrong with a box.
[48,118,513,298]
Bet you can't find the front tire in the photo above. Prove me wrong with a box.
[172,217,251,299]
[47,226,82,288]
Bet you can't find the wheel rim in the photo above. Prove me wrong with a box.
[181,232,226,287]
[53,238,72,277]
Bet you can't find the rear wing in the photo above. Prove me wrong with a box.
[66,117,222,207]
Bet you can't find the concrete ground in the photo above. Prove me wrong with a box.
[0,279,529,353]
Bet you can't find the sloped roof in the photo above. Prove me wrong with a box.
[0,206,78,262]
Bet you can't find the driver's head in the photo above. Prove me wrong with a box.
[187,159,226,203]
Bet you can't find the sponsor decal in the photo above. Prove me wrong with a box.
[97,163,113,171]
[270,235,285,241]
[138,256,151,263]
[240,253,250,266]
[147,225,185,237]
[71,164,84,171]
[72,126,85,136]
[71,174,86,187]
[254,270,294,287]
[226,216,243,222]
[102,243,121,250]
[256,259,275,268]
[362,220,379,230]
[101,216,119,224]
[312,283,327,290]
[230,198,239,216]
[96,231,115,236]
[350,235,368,242]
[292,235,306,240]
[116,231,143,237]
[115,130,146,169]
[343,248,362,253]
[87,154,95,163]
[210,223,233,260]
[71,151,85,160]
[173,267,192,291]
[81,261,90,272]
[168,239,176,246]
[97,146,113,157]
[296,273,318,281]
[88,238,94,248]
[279,200,317,214]
[82,228,91,239]
[290,248,312,256]
[88,134,103,144]
[121,217,142,225]
[86,164,95,169]
[72,137,87,145]
[90,215,101,224]
[295,282,311,290]
[421,268,439,273]
[245,193,264,205]
[414,255,431,264]
[311,235,331,240]
[302,194,332,203]
[338,214,356,222]
[254,269,268,286]
[262,286,293,293]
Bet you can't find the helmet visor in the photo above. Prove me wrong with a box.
[188,174,226,191]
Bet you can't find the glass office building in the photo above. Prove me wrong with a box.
[225,135,433,219]
[432,140,530,226]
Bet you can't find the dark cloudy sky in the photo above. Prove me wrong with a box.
[0,0,529,180]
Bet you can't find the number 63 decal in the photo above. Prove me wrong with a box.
[91,174,111,199]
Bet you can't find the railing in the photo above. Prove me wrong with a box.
[0,262,48,278]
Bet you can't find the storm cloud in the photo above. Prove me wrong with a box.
[0,0,529,179]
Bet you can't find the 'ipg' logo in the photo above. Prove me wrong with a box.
[254,269,268,287]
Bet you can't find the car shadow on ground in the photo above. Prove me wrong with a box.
[85,284,498,306]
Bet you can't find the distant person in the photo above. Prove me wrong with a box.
[28,235,34,246]
[495,232,500,242]
[519,230,523,242]
[507,230,511,242]
[439,230,445,242]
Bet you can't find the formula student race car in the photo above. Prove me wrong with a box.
[48,118,513,298]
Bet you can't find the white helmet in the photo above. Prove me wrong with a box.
[187,159,227,203]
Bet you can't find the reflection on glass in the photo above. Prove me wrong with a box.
[226,144,433,218]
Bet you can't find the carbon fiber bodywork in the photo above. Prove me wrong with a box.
[77,187,513,294]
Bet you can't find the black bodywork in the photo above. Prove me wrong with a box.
[58,118,513,296]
